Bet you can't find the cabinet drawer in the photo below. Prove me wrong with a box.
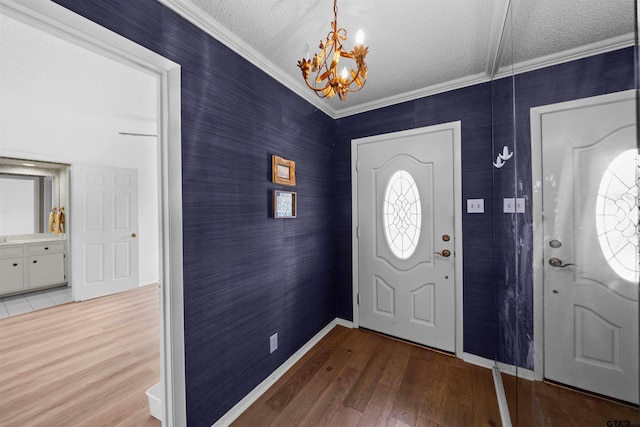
[0,257,24,294]
[26,242,65,256]
[0,246,24,259]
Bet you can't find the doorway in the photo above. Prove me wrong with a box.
[351,122,463,354]
[531,90,638,404]
[0,1,185,424]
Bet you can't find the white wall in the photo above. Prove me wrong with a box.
[0,14,160,286]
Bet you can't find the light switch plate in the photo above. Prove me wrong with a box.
[504,198,515,213]
[516,198,525,213]
[467,199,484,213]
[270,333,278,353]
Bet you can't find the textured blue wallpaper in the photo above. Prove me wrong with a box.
[46,0,636,423]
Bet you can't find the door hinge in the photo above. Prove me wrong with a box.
[355,161,359,172]
[356,226,360,239]
[357,293,359,305]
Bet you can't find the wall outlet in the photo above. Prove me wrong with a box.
[467,199,484,213]
[270,333,278,353]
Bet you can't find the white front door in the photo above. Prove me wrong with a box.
[534,91,638,404]
[354,124,459,352]
[71,163,139,301]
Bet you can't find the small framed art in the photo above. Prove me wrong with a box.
[272,155,296,186]
[273,190,297,218]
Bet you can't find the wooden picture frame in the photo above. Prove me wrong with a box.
[272,155,296,186]
[273,190,297,218]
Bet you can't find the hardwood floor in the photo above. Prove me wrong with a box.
[502,373,639,427]
[0,285,161,427]
[232,326,501,427]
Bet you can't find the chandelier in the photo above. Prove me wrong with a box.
[297,0,369,101]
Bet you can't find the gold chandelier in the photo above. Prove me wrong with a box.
[297,0,369,101]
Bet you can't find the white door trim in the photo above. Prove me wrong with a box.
[530,89,637,382]
[0,1,186,425]
[351,121,464,357]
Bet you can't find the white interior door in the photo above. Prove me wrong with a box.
[355,125,457,352]
[538,92,638,404]
[71,163,139,301]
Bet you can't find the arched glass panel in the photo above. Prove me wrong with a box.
[383,170,422,259]
[596,148,639,283]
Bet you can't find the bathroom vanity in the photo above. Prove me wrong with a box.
[0,236,67,296]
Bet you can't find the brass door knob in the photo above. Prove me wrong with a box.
[132,233,137,238]
[435,249,451,258]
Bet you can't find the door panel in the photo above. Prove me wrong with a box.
[540,92,638,404]
[356,125,457,352]
[71,163,139,301]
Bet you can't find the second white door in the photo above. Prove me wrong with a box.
[71,163,139,301]
[355,124,458,352]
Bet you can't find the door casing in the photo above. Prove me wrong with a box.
[530,89,637,382]
[0,1,186,425]
[351,121,464,357]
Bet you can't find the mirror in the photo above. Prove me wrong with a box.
[503,1,639,425]
[0,157,69,236]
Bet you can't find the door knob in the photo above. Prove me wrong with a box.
[548,258,575,268]
[131,233,137,238]
[435,249,451,258]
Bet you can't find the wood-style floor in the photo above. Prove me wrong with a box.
[233,326,501,427]
[0,285,161,427]
[502,373,639,427]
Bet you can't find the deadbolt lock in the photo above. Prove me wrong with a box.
[442,234,451,242]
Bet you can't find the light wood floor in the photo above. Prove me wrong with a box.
[233,326,501,427]
[0,285,161,427]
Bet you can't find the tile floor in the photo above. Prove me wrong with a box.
[0,286,73,319]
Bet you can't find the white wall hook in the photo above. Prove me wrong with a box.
[493,145,512,168]
[498,146,513,160]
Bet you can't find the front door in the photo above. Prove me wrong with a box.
[354,123,458,352]
[71,163,139,301]
[536,91,638,404]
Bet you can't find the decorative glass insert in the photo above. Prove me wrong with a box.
[595,149,639,283]
[383,170,422,259]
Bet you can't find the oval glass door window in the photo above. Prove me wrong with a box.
[595,148,639,283]
[383,170,422,259]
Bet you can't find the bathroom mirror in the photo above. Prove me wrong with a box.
[0,157,69,236]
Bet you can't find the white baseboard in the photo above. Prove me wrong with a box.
[212,317,352,427]
[462,352,536,381]
[496,361,536,381]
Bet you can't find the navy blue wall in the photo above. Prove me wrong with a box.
[46,0,636,423]
[51,1,336,425]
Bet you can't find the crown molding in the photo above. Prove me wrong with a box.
[156,0,634,120]
[485,0,513,78]
[333,73,491,119]
[493,33,635,79]
[156,0,337,118]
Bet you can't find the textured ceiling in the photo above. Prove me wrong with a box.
[161,0,635,118]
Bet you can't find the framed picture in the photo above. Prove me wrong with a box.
[273,190,297,218]
[272,155,296,186]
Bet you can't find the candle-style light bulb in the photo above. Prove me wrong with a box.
[303,44,310,61]
[341,66,348,80]
[356,29,364,45]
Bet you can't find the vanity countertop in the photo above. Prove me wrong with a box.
[0,235,66,246]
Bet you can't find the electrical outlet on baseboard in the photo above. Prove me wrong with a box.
[270,333,278,353]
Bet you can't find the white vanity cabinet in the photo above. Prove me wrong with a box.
[0,246,24,294]
[0,240,67,296]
